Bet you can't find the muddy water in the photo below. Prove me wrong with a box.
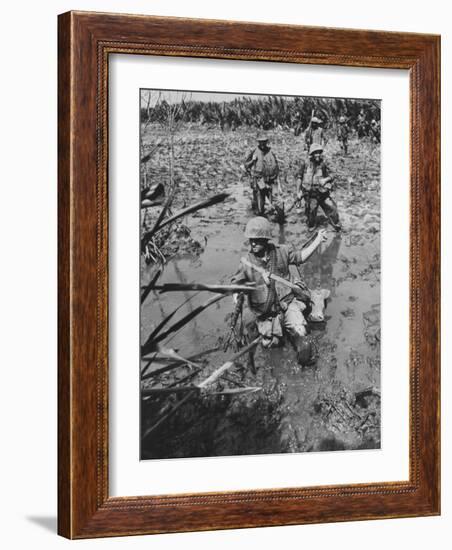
[141,129,380,459]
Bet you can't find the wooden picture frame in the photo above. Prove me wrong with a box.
[58,11,440,539]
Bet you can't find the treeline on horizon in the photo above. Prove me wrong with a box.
[140,94,381,132]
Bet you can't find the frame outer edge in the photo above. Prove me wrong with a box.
[57,11,73,539]
[409,37,441,516]
[57,11,441,538]
[421,36,441,514]
[436,36,441,516]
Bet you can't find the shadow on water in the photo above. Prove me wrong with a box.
[142,380,287,459]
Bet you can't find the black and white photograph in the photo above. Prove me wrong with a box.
[140,89,381,460]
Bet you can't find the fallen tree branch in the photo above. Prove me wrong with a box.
[141,337,261,440]
[198,338,261,388]
[156,282,255,294]
[143,193,229,242]
[143,185,176,243]
[140,268,162,305]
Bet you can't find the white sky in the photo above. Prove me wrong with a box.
[140,88,380,107]
[140,89,273,106]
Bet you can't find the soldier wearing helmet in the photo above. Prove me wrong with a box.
[296,144,341,231]
[369,118,381,143]
[356,108,368,138]
[231,216,327,364]
[244,134,280,215]
[304,115,326,151]
[337,115,349,155]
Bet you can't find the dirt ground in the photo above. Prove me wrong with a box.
[140,124,381,459]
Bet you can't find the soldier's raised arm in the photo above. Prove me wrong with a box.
[288,229,328,264]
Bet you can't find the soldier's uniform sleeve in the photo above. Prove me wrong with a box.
[244,149,256,169]
[231,263,249,285]
[321,161,335,192]
[282,244,305,266]
[322,161,333,179]
[272,151,280,176]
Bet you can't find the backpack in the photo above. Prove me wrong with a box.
[253,148,279,179]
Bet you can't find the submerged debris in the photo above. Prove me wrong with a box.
[312,382,381,450]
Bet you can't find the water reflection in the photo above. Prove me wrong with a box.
[302,235,342,292]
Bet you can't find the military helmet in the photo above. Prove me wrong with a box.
[256,133,269,142]
[245,217,272,239]
[309,143,324,156]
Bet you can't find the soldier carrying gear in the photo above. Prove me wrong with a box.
[356,108,368,138]
[304,116,326,151]
[337,115,349,155]
[296,144,341,231]
[369,119,381,143]
[244,134,280,216]
[231,216,328,365]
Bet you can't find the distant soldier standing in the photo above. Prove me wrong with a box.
[356,109,368,138]
[369,119,381,143]
[244,134,280,216]
[304,116,326,151]
[293,110,303,136]
[231,217,327,365]
[296,144,341,231]
[337,115,349,155]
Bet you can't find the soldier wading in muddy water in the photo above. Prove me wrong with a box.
[231,217,328,366]
[296,143,341,231]
[244,134,280,216]
[304,116,326,151]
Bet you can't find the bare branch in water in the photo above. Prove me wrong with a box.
[155,282,255,294]
[140,268,162,305]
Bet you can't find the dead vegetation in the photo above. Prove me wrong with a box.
[313,383,381,450]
